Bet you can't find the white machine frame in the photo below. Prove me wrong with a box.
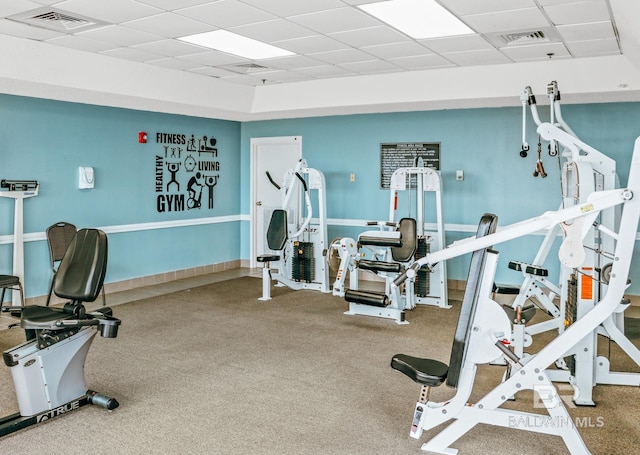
[258,159,330,300]
[510,82,636,405]
[336,166,447,324]
[392,122,640,454]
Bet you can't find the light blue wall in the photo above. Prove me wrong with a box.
[241,103,640,292]
[3,92,640,300]
[0,94,241,299]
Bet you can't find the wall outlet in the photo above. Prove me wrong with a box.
[350,173,356,183]
[456,170,464,181]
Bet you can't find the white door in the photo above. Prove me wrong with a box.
[250,136,302,268]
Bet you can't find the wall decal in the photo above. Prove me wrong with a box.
[153,132,221,213]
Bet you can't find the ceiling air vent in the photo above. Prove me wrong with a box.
[500,30,549,45]
[7,7,107,33]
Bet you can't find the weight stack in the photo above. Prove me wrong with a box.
[415,237,430,297]
[292,241,315,283]
[563,273,578,375]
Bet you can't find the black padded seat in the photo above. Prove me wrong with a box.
[508,261,548,277]
[257,254,280,263]
[20,306,74,330]
[391,354,448,387]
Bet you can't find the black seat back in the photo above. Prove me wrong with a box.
[446,213,498,388]
[391,218,417,262]
[53,229,108,303]
[266,209,288,251]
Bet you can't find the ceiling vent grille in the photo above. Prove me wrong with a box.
[7,7,107,33]
[500,30,549,45]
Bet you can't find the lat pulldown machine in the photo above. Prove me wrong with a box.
[0,228,121,437]
[389,122,640,454]
[335,165,447,324]
[257,159,329,300]
[505,82,634,406]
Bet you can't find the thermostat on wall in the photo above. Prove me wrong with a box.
[79,166,95,189]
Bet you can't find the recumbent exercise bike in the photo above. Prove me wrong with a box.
[0,228,121,437]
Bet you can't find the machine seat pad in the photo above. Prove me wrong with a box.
[502,303,537,324]
[508,261,548,277]
[359,236,403,248]
[20,306,74,330]
[391,354,448,387]
[257,254,280,263]
[359,259,402,273]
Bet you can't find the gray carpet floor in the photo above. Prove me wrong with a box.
[0,276,639,454]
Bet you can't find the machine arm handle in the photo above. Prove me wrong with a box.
[265,171,281,190]
[295,172,308,192]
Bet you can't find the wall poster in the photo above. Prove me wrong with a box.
[153,132,221,213]
[380,142,440,189]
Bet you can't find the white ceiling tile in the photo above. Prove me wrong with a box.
[329,26,408,48]
[135,0,214,10]
[362,41,433,59]
[288,7,380,34]
[240,0,345,17]
[177,50,248,66]
[76,24,163,46]
[295,64,354,78]
[260,54,326,70]
[146,57,204,71]
[45,34,117,53]
[341,0,388,5]
[186,66,241,77]
[0,17,66,40]
[500,41,570,61]
[439,0,537,16]
[273,34,350,54]
[556,21,616,42]
[55,0,163,23]
[543,1,611,26]
[462,7,551,34]
[229,19,316,43]
[0,0,43,17]
[122,12,214,38]
[566,38,620,57]
[338,59,401,74]
[420,34,494,53]
[388,54,455,70]
[177,1,277,28]
[308,48,379,65]
[100,46,165,63]
[443,49,512,66]
[132,39,207,57]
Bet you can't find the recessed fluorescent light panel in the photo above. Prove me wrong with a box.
[178,30,294,60]
[359,0,474,39]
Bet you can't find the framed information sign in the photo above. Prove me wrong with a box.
[380,142,440,188]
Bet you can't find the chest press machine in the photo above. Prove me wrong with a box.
[334,166,447,324]
[256,159,329,300]
[389,123,640,454]
[0,228,121,437]
[500,82,636,406]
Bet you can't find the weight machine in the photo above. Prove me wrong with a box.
[256,159,329,300]
[389,122,640,454]
[0,228,121,437]
[0,179,39,306]
[504,82,637,406]
[335,165,447,324]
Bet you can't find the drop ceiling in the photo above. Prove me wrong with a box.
[0,0,639,121]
